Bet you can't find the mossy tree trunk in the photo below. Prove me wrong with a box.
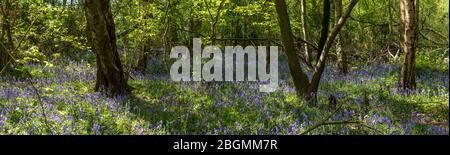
[84,0,129,96]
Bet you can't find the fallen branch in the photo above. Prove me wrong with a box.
[307,120,384,135]
[298,99,383,135]
[299,102,344,135]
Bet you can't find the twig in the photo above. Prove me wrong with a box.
[294,37,319,51]
[175,28,206,37]
[422,27,448,40]
[12,17,38,54]
[420,31,446,46]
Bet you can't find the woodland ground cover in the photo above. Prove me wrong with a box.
[0,51,447,135]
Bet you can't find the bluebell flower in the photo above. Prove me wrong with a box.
[95,107,100,117]
[301,113,308,122]
[92,123,101,135]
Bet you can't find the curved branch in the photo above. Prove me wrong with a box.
[300,121,384,135]
[299,102,344,135]
[295,37,318,51]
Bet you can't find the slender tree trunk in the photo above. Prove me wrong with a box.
[0,37,8,71]
[335,0,348,74]
[300,0,313,65]
[2,0,13,52]
[136,40,150,71]
[84,0,129,96]
[0,7,7,71]
[0,0,13,71]
[309,0,358,103]
[316,0,331,63]
[399,0,419,90]
[275,0,311,98]
[309,0,359,95]
[136,0,153,71]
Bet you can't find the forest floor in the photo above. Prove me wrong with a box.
[0,51,448,135]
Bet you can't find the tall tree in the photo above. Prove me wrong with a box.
[335,0,348,74]
[399,0,419,90]
[84,0,129,96]
[275,0,359,104]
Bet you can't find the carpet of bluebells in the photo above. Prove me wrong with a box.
[0,52,448,135]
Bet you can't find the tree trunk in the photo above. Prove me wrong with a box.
[2,0,13,52]
[276,0,359,105]
[0,39,8,71]
[399,0,419,90]
[84,0,129,96]
[0,11,7,71]
[0,0,14,71]
[335,0,348,74]
[275,0,311,98]
[316,0,331,63]
[309,0,359,95]
[299,0,313,65]
[136,0,153,71]
[136,40,150,71]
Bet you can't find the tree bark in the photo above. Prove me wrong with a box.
[316,0,331,63]
[274,0,311,97]
[0,0,14,71]
[84,0,129,96]
[335,0,348,74]
[399,0,419,90]
[0,39,7,71]
[300,0,313,65]
[0,7,6,71]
